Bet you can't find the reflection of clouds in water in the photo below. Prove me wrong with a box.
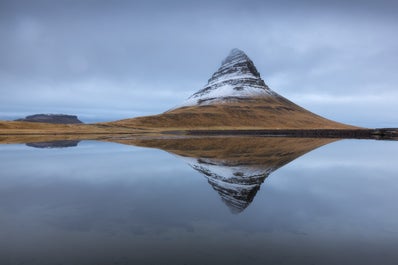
[289,140,398,170]
[0,139,397,264]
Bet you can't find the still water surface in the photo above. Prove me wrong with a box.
[0,137,397,265]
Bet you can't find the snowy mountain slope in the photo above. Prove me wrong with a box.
[181,48,277,106]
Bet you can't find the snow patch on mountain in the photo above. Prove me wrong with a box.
[182,82,276,106]
[177,48,276,108]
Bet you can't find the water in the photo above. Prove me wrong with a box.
[0,137,397,265]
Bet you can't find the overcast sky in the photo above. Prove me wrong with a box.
[0,0,397,127]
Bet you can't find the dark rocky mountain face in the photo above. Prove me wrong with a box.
[206,48,263,83]
[16,114,83,124]
[183,48,275,106]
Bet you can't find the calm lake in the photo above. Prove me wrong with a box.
[0,137,397,265]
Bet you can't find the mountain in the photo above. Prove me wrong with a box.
[180,48,275,106]
[108,136,336,213]
[0,49,367,135]
[108,49,357,130]
[16,114,83,124]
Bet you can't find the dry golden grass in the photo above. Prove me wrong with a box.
[107,96,359,130]
[0,120,135,135]
[0,96,360,136]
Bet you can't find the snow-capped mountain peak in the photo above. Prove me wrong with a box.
[181,48,275,106]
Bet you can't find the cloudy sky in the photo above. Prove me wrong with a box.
[0,0,397,127]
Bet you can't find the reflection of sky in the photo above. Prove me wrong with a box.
[0,140,398,264]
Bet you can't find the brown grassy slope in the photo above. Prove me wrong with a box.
[0,120,134,135]
[107,96,359,130]
[0,95,359,135]
[108,136,336,169]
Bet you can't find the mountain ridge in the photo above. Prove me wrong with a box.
[108,48,357,130]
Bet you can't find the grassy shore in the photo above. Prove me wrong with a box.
[0,119,396,145]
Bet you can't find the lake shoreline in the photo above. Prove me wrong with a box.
[0,128,397,145]
[174,128,398,140]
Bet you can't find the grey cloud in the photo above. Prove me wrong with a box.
[0,0,397,126]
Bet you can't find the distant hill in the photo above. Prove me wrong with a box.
[16,114,83,124]
[107,49,357,130]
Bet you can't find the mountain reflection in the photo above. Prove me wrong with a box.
[26,140,80,149]
[188,157,269,213]
[0,135,336,213]
[111,137,336,213]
